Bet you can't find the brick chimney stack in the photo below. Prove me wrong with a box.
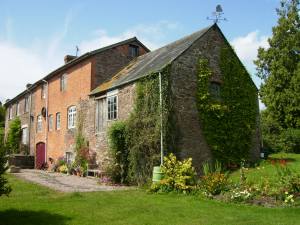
[64,55,77,64]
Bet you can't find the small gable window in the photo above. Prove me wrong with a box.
[129,45,139,57]
[24,96,29,113]
[210,82,221,99]
[60,74,67,91]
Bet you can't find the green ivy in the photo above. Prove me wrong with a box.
[107,120,129,184]
[196,47,258,166]
[6,117,21,154]
[125,65,176,185]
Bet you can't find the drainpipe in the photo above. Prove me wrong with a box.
[159,72,164,166]
[26,88,32,155]
[42,80,49,165]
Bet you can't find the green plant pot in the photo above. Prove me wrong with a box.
[152,166,164,183]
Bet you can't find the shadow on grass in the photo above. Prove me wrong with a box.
[0,209,71,225]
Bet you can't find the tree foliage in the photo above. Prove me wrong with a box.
[107,121,129,184]
[0,144,11,196]
[0,104,5,145]
[255,0,300,129]
[6,117,21,154]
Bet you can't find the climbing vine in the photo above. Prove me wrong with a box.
[196,47,258,166]
[126,65,177,185]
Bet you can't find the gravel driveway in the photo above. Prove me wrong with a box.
[13,169,132,192]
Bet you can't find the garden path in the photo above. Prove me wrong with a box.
[13,169,132,192]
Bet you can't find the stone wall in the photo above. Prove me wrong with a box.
[85,83,136,168]
[170,26,260,172]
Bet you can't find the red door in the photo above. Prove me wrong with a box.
[36,142,46,169]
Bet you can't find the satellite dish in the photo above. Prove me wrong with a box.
[216,5,223,13]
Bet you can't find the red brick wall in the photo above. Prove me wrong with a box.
[33,59,92,162]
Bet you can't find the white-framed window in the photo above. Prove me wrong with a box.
[22,127,28,144]
[16,102,20,116]
[107,95,118,120]
[37,115,43,132]
[60,74,67,91]
[56,112,61,130]
[95,98,106,132]
[41,84,47,99]
[24,96,29,113]
[8,107,13,120]
[48,114,53,131]
[65,152,73,165]
[67,106,76,129]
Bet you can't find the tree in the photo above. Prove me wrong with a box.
[6,118,21,154]
[0,144,11,196]
[255,0,300,129]
[0,104,5,145]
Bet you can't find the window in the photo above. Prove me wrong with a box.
[56,113,61,130]
[16,102,20,116]
[8,107,13,120]
[129,45,139,57]
[96,98,106,132]
[65,152,73,165]
[37,115,43,132]
[22,127,28,144]
[68,106,76,129]
[60,74,67,91]
[41,84,47,99]
[24,96,29,113]
[48,115,53,131]
[107,96,117,120]
[209,82,221,99]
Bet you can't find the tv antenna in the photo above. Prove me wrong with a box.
[75,45,80,56]
[207,5,227,24]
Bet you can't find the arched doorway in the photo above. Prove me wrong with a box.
[36,142,46,169]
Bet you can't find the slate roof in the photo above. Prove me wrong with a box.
[90,24,215,95]
[5,37,149,106]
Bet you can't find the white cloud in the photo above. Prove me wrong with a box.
[79,21,180,53]
[231,31,269,67]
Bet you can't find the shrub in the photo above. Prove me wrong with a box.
[0,144,11,196]
[200,162,228,196]
[279,129,300,153]
[58,165,68,174]
[6,117,21,154]
[107,121,129,184]
[150,153,197,193]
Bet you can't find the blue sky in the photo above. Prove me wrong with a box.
[0,0,281,106]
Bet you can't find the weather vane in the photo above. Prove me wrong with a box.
[76,45,80,57]
[207,5,227,24]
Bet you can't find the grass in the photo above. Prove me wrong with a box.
[0,172,300,225]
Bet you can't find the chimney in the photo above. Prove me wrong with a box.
[26,83,32,89]
[64,55,77,64]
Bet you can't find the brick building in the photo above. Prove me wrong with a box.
[4,24,261,171]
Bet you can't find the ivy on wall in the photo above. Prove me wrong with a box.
[108,65,176,185]
[196,47,258,165]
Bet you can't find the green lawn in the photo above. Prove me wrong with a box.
[0,174,300,225]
